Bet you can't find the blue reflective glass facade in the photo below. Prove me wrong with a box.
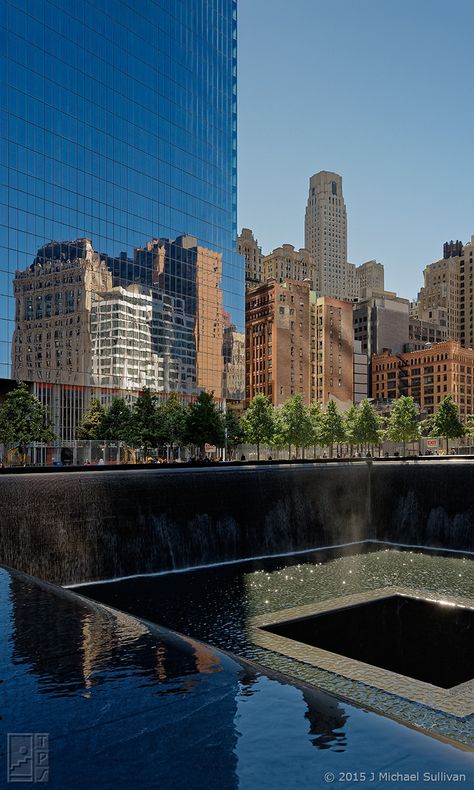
[0,0,243,414]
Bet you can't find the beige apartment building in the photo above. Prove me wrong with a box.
[417,236,474,348]
[262,244,316,289]
[356,260,385,293]
[311,295,354,409]
[237,228,264,289]
[245,279,311,406]
[12,239,112,387]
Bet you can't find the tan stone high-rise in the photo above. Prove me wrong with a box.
[245,279,311,406]
[311,296,354,409]
[356,260,385,294]
[12,239,112,386]
[417,235,474,350]
[262,244,316,289]
[305,171,351,300]
[237,228,263,289]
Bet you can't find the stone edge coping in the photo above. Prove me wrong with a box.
[250,586,474,718]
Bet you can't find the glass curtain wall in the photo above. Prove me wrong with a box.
[0,0,243,437]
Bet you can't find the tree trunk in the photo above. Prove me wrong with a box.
[446,436,449,454]
[257,441,260,461]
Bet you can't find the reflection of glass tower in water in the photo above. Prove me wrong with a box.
[2,0,243,422]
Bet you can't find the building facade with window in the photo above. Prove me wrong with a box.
[311,295,354,409]
[372,341,474,419]
[305,171,354,300]
[262,244,316,290]
[1,0,242,437]
[245,279,311,406]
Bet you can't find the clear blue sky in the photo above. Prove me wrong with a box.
[237,0,474,300]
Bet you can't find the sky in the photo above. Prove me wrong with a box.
[237,0,474,300]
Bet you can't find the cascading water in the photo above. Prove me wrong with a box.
[0,460,472,585]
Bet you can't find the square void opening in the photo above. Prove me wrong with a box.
[262,595,474,689]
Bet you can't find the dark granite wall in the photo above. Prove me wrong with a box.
[0,461,472,584]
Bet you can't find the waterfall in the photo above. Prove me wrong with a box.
[0,461,472,585]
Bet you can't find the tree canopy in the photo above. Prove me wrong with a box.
[241,393,275,460]
[356,399,383,448]
[127,388,160,453]
[185,391,224,450]
[431,395,465,453]
[320,400,346,456]
[386,396,419,455]
[224,408,245,452]
[76,398,105,440]
[157,392,187,449]
[0,381,55,448]
[100,397,131,441]
[279,394,313,457]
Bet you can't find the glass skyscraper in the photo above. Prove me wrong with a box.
[1,0,243,436]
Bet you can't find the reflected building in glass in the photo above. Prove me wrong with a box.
[1,0,243,438]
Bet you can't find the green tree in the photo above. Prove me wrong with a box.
[386,395,419,456]
[280,394,312,458]
[0,382,55,460]
[268,408,286,455]
[76,398,105,440]
[309,401,323,458]
[465,414,474,439]
[344,404,361,453]
[128,388,159,457]
[157,392,187,454]
[356,400,383,453]
[185,391,224,453]
[320,400,346,458]
[100,398,132,440]
[431,395,465,454]
[241,393,275,460]
[224,408,245,456]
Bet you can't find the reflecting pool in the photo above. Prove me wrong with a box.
[79,544,474,746]
[2,564,474,789]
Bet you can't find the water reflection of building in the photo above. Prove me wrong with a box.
[10,571,224,696]
[223,314,245,402]
[90,285,196,394]
[12,240,112,387]
[149,235,224,398]
[11,232,230,436]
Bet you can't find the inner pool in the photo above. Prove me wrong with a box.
[77,543,474,747]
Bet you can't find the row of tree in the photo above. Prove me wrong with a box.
[76,390,244,456]
[241,392,465,458]
[0,381,468,459]
[77,389,466,459]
